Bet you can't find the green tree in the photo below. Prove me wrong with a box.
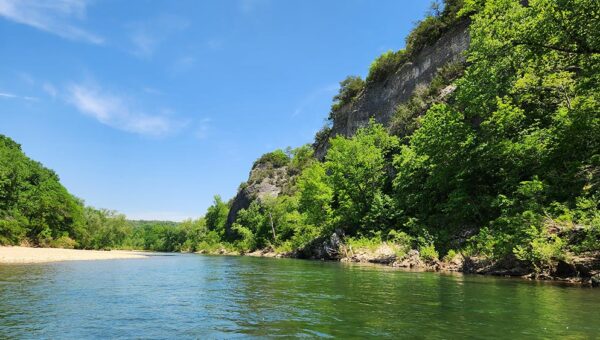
[205,195,229,237]
[326,121,400,234]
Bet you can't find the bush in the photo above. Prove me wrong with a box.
[405,0,466,56]
[0,216,25,245]
[313,125,332,148]
[419,243,439,261]
[346,235,382,252]
[49,235,78,249]
[514,226,565,271]
[390,62,464,137]
[232,224,256,253]
[330,76,365,117]
[443,249,459,262]
[252,150,290,169]
[367,50,408,83]
[387,230,413,257]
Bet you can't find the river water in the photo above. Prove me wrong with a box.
[0,254,598,339]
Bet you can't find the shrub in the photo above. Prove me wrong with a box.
[232,224,256,253]
[387,230,413,258]
[419,243,439,261]
[405,0,466,56]
[443,249,459,262]
[252,150,290,169]
[0,216,25,245]
[346,235,382,252]
[330,76,365,117]
[313,125,332,148]
[514,226,565,271]
[366,50,408,83]
[390,62,464,137]
[49,235,78,249]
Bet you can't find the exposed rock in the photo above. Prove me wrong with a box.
[315,19,470,159]
[393,249,423,269]
[225,162,290,236]
[295,230,344,260]
[342,243,398,264]
[553,260,578,278]
[440,254,464,272]
[392,249,441,270]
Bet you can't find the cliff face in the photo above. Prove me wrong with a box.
[225,162,290,236]
[315,20,470,158]
[228,20,471,228]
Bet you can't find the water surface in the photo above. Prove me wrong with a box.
[0,254,598,338]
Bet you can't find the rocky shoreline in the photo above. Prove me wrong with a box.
[200,232,600,287]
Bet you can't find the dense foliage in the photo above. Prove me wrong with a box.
[0,136,84,246]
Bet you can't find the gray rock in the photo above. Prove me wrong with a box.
[315,20,470,159]
[225,163,290,236]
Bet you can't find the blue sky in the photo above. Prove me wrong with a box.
[0,0,431,221]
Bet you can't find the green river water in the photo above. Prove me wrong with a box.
[0,254,598,338]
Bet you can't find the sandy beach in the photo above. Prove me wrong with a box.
[0,246,149,264]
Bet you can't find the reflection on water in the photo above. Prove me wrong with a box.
[1,255,599,338]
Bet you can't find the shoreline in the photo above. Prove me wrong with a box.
[3,245,596,287]
[204,247,600,287]
[0,246,149,264]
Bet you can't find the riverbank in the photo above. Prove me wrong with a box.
[198,239,600,287]
[0,246,149,264]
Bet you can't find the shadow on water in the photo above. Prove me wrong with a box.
[0,254,598,338]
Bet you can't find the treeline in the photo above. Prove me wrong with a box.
[0,134,223,252]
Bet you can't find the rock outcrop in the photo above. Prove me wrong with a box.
[315,19,470,159]
[225,161,291,236]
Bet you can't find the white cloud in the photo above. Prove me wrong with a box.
[0,92,16,99]
[0,0,103,44]
[0,91,38,101]
[66,83,184,137]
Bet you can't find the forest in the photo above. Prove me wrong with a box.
[1,0,598,271]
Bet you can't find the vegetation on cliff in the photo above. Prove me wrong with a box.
[206,0,600,274]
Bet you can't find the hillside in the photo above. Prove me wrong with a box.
[214,0,600,284]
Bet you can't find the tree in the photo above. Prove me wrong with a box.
[205,195,229,237]
[325,121,399,234]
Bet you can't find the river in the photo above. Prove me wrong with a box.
[0,254,598,338]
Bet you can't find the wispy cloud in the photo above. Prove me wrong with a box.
[128,14,189,58]
[0,0,103,44]
[66,83,185,137]
[0,91,38,101]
